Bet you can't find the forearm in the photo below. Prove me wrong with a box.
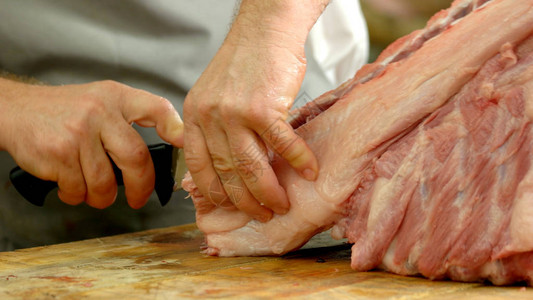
[0,71,45,151]
[0,70,43,85]
[229,0,330,49]
[0,77,26,152]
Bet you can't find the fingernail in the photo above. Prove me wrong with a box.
[302,168,317,181]
[275,207,290,215]
[167,116,184,146]
[273,187,290,215]
[256,212,273,223]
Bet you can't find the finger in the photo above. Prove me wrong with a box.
[184,121,235,210]
[227,128,289,215]
[220,169,273,222]
[202,124,273,222]
[255,118,318,181]
[101,122,155,209]
[79,137,118,209]
[56,159,87,206]
[13,155,85,206]
[118,86,184,148]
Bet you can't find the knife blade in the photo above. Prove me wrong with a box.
[171,147,187,191]
[9,143,188,207]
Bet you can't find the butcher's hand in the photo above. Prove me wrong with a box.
[183,0,329,222]
[0,78,183,209]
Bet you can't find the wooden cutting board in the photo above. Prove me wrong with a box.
[0,223,530,299]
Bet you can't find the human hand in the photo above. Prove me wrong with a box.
[183,1,328,222]
[0,79,183,209]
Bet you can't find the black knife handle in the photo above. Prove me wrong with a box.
[9,143,175,207]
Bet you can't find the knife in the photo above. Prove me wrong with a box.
[9,143,188,207]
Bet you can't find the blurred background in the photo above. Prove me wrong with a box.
[360,0,454,62]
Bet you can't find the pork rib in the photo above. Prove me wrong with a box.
[183,0,533,285]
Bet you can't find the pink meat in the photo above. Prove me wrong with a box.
[337,38,533,285]
[183,0,533,285]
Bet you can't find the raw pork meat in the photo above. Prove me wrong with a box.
[183,0,533,285]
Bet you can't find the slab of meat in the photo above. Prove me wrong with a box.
[183,0,533,285]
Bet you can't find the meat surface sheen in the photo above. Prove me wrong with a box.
[184,0,533,285]
[336,37,533,285]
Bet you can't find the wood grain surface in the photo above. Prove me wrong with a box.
[0,223,530,299]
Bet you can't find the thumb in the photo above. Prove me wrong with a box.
[156,108,184,148]
[119,86,184,148]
